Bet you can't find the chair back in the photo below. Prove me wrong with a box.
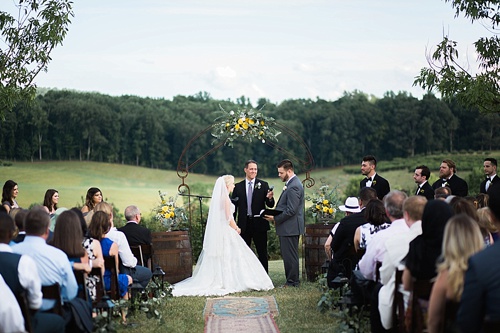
[104,256,120,300]
[41,283,63,316]
[392,269,406,333]
[73,269,89,302]
[409,279,434,333]
[15,291,33,333]
[88,266,105,305]
[130,244,153,270]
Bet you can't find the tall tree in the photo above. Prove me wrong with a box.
[0,0,74,118]
[414,0,500,113]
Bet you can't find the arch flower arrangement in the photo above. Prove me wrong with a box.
[211,105,281,147]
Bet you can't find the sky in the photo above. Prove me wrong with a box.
[22,0,488,104]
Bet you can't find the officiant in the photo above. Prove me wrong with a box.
[232,160,275,272]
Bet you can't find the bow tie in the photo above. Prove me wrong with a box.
[486,177,491,181]
[366,177,372,181]
[442,179,448,183]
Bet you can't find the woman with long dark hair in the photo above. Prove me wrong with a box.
[2,180,19,214]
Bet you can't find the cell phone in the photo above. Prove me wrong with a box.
[268,185,274,191]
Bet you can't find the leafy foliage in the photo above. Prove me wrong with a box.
[0,0,74,118]
[414,0,500,113]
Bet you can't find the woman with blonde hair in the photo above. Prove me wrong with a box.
[427,214,484,333]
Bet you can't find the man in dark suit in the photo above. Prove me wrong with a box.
[413,165,435,200]
[232,160,275,272]
[264,159,304,287]
[328,187,377,287]
[360,155,390,200]
[457,183,500,332]
[480,157,499,194]
[119,205,152,246]
[431,159,468,197]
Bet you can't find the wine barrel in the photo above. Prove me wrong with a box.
[152,231,193,284]
[304,223,334,282]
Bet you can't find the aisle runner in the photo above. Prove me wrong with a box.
[204,296,280,333]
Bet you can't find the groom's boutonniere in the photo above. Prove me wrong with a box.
[372,180,377,185]
[256,182,262,190]
[283,185,287,191]
[420,189,424,193]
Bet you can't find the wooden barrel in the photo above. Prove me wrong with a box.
[304,223,334,282]
[152,231,193,284]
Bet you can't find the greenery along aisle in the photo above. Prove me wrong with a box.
[116,260,338,333]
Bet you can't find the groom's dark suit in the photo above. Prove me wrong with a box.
[274,175,305,286]
[232,178,275,272]
[360,173,390,200]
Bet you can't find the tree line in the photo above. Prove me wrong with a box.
[1,89,499,176]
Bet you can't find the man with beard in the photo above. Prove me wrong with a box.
[431,159,468,197]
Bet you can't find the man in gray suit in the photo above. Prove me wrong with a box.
[264,159,305,287]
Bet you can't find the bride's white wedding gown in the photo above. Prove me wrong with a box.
[172,177,274,296]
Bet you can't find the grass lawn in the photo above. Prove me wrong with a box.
[121,259,337,333]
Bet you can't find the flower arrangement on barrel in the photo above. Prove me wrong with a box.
[154,190,188,231]
[211,105,281,147]
[306,184,342,225]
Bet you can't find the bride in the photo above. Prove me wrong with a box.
[172,175,274,296]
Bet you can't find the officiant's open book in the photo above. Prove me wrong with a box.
[254,209,282,217]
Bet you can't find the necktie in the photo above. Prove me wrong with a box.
[247,181,253,216]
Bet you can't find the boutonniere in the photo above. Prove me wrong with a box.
[256,182,262,190]
[283,185,287,191]
[372,180,377,185]
[420,189,424,193]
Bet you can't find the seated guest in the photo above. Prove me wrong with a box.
[49,210,91,273]
[0,274,25,333]
[0,211,65,333]
[81,187,103,224]
[11,206,78,312]
[94,202,152,289]
[328,188,377,287]
[9,208,28,244]
[2,180,20,214]
[377,195,427,331]
[119,205,152,246]
[42,189,59,217]
[427,214,484,333]
[354,199,390,251]
[457,185,500,332]
[88,211,132,323]
[449,196,493,246]
[434,186,451,200]
[403,200,454,289]
[477,207,498,243]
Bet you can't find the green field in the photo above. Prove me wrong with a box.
[0,157,482,217]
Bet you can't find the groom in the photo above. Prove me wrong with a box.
[264,159,304,287]
[232,160,275,272]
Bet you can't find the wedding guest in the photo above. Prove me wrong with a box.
[457,184,500,332]
[94,202,152,289]
[10,208,28,244]
[475,193,489,208]
[49,210,91,273]
[360,155,390,200]
[477,207,497,244]
[43,189,59,216]
[88,211,132,323]
[403,200,454,290]
[11,206,78,312]
[427,214,484,333]
[2,180,20,213]
[72,207,104,302]
[432,159,468,197]
[449,197,493,246]
[354,199,390,251]
[0,211,65,333]
[81,187,103,214]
